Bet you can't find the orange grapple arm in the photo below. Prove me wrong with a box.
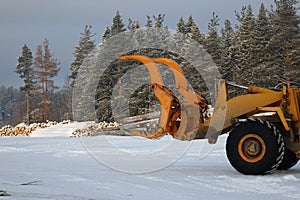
[118,55,207,140]
[118,55,180,138]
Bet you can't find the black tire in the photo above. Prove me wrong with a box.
[277,148,299,170]
[226,119,284,175]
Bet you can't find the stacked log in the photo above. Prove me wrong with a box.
[71,112,160,137]
[0,120,72,137]
[0,113,160,137]
[71,122,121,137]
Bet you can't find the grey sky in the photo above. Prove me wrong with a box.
[0,0,276,88]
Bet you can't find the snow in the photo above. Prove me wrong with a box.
[30,122,91,137]
[0,123,300,200]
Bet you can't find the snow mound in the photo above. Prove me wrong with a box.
[30,121,91,137]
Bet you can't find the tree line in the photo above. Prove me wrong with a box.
[94,0,299,122]
[0,0,299,126]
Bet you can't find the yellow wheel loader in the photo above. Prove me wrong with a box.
[118,55,300,175]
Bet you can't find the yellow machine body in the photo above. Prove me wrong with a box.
[118,55,300,157]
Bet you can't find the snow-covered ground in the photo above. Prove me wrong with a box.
[30,122,91,137]
[0,123,300,200]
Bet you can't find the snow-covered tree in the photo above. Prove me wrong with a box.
[251,4,277,87]
[70,25,96,87]
[145,15,153,28]
[203,12,222,67]
[153,14,166,28]
[186,16,205,44]
[220,19,235,81]
[127,19,140,31]
[269,0,300,87]
[102,26,111,43]
[233,5,256,85]
[253,4,272,65]
[171,17,188,54]
[110,11,126,36]
[176,17,186,34]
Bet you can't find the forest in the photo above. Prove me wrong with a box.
[0,0,299,127]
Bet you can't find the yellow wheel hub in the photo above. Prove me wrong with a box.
[238,134,266,163]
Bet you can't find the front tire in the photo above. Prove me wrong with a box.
[226,119,284,175]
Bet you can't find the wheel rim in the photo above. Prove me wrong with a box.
[238,134,266,163]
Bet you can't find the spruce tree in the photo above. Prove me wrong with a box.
[145,15,153,28]
[171,17,188,55]
[269,0,300,87]
[34,38,60,121]
[203,12,222,67]
[144,14,169,49]
[233,5,256,85]
[220,19,235,81]
[176,17,186,34]
[110,11,126,36]
[235,6,247,24]
[252,4,275,87]
[253,4,272,65]
[127,19,140,31]
[186,16,205,44]
[153,14,166,28]
[16,44,35,124]
[102,26,111,42]
[70,25,96,87]
[94,13,129,122]
[0,86,23,126]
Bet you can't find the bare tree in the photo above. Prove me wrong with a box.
[34,39,60,121]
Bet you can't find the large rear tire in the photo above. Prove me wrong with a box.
[226,119,284,175]
[277,148,299,170]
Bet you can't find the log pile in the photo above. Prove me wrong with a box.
[71,112,160,137]
[71,122,121,137]
[0,120,71,137]
[0,112,160,137]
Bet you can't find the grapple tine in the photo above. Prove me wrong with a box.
[118,55,175,139]
[174,105,201,140]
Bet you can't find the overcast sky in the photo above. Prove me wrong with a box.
[0,0,277,88]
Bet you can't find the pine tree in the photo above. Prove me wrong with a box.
[235,6,247,24]
[34,38,60,121]
[15,44,35,124]
[94,12,129,121]
[102,26,111,42]
[220,19,235,81]
[203,12,222,67]
[186,16,205,44]
[253,4,272,64]
[110,11,126,36]
[171,17,188,55]
[176,17,186,34]
[0,86,24,126]
[70,25,96,87]
[145,15,153,28]
[233,5,256,85]
[153,14,166,28]
[269,0,300,87]
[251,4,276,87]
[127,18,140,31]
[144,14,169,49]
